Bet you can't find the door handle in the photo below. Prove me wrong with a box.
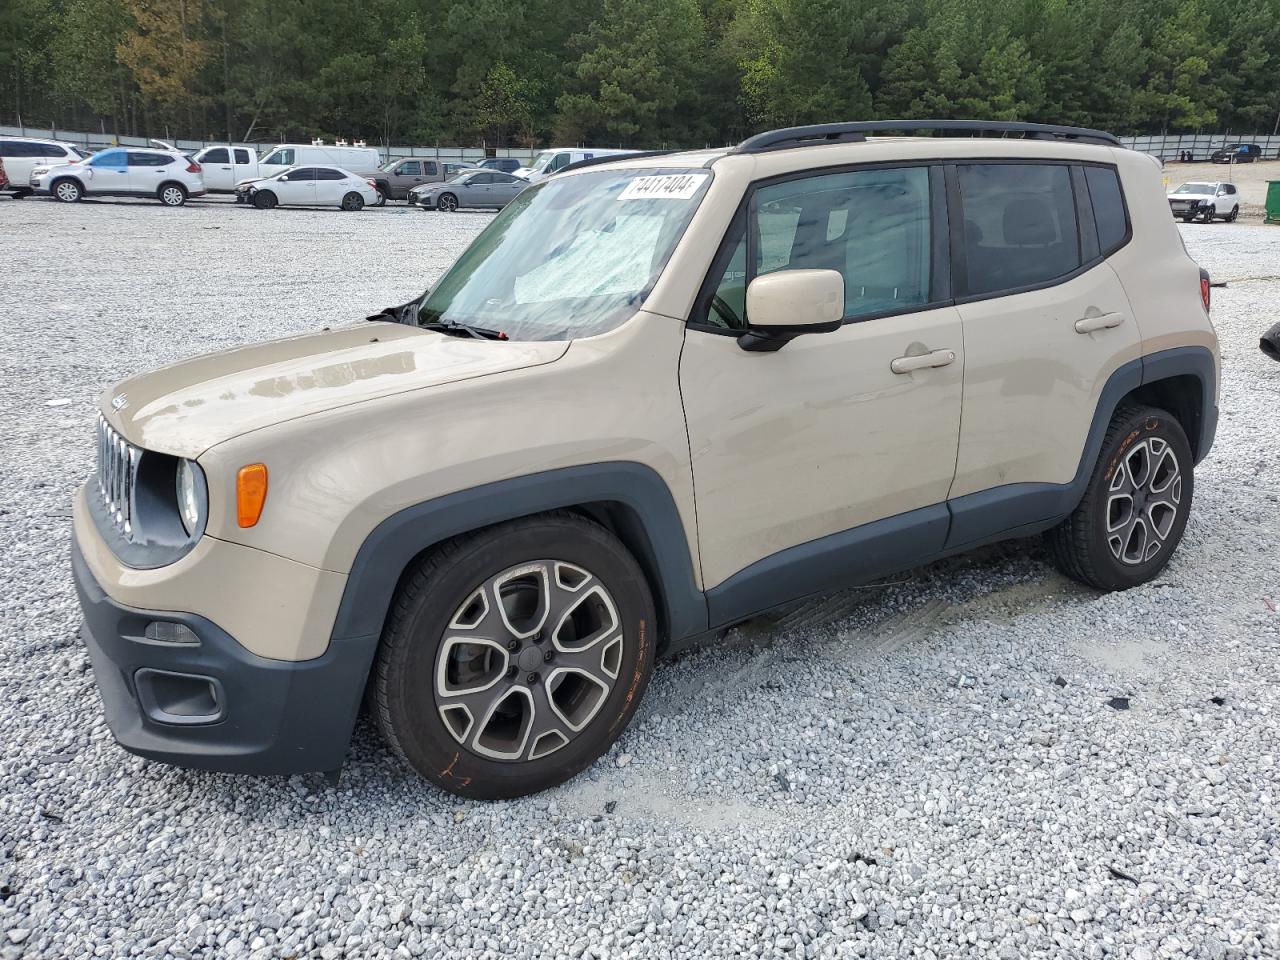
[890,349,956,375]
[1074,312,1124,334]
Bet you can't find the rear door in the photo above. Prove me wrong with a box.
[312,167,346,205]
[126,151,172,195]
[947,161,1140,543]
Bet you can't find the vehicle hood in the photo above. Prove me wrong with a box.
[102,322,569,459]
[236,176,268,189]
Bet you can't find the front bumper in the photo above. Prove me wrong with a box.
[72,534,375,774]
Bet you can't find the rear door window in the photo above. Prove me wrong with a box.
[957,163,1081,297]
[234,149,252,164]
[1082,166,1129,256]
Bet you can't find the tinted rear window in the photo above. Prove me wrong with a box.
[1083,166,1128,256]
[957,163,1080,297]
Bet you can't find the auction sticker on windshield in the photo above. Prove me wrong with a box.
[617,174,709,201]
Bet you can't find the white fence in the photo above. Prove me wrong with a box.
[0,124,538,165]
[1119,133,1280,162]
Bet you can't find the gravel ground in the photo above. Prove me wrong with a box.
[0,196,1278,960]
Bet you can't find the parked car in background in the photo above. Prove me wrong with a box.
[515,147,641,181]
[255,143,382,179]
[1167,181,1239,222]
[478,157,523,174]
[0,137,89,197]
[1210,143,1261,164]
[31,147,204,206]
[235,165,378,210]
[191,145,259,192]
[371,157,476,202]
[407,170,526,210]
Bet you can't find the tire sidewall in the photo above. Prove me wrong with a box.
[381,519,656,799]
[1085,409,1194,589]
[54,179,81,202]
[253,190,275,209]
[158,183,186,206]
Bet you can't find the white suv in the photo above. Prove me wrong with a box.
[31,147,206,206]
[0,137,88,197]
[71,120,1218,799]
[1167,181,1240,222]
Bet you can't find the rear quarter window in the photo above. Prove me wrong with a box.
[1083,166,1129,256]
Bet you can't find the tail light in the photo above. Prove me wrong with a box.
[1199,267,1211,312]
[186,161,202,173]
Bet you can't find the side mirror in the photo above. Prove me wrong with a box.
[737,269,845,352]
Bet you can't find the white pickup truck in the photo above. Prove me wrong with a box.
[192,143,384,194]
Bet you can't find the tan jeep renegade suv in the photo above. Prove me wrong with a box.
[72,121,1219,799]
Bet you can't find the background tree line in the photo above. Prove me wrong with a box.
[2,0,1278,149]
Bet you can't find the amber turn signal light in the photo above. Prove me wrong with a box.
[236,463,268,528]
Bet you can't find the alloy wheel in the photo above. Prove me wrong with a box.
[1106,437,1182,565]
[55,181,80,202]
[434,560,625,762]
[161,186,185,206]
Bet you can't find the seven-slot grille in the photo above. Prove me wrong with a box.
[96,414,140,539]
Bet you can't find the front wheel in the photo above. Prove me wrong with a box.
[372,513,657,799]
[1199,205,1215,223]
[53,179,82,203]
[436,192,458,212]
[1046,403,1193,591]
[252,190,277,210]
[341,191,365,211]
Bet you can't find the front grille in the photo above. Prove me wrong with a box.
[96,415,141,540]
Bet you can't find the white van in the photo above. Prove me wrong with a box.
[516,147,641,182]
[257,144,382,179]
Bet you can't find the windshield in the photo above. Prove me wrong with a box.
[448,172,473,184]
[418,167,712,341]
[1173,182,1215,194]
[380,158,403,171]
[529,151,560,174]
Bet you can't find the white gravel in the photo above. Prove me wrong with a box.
[1,197,1278,960]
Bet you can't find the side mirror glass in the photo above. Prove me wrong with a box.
[738,269,845,352]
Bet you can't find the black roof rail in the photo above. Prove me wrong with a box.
[734,120,1123,154]
[555,150,681,175]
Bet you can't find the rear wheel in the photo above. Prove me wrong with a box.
[157,183,187,207]
[1225,205,1239,222]
[52,179,82,203]
[1046,403,1193,591]
[373,512,657,799]
[341,191,365,211]
[252,190,277,210]
[437,192,458,212]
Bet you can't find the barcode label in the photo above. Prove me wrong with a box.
[617,174,709,201]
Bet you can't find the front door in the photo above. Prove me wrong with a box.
[274,167,317,206]
[87,149,130,194]
[679,164,963,621]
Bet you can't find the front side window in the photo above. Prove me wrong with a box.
[89,149,126,169]
[203,148,229,163]
[398,161,420,175]
[957,163,1080,297]
[700,166,933,328]
[419,167,712,341]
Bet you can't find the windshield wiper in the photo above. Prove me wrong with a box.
[419,320,509,341]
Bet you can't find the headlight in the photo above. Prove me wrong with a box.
[176,459,207,536]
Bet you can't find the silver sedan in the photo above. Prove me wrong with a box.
[409,171,527,211]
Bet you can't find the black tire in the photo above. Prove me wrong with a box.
[157,182,187,207]
[52,178,83,203]
[373,512,657,799]
[341,191,365,211]
[252,190,277,210]
[1182,215,1195,223]
[1045,403,1194,591]
[373,182,389,207]
[1226,205,1238,222]
[1199,205,1215,223]
[11,188,32,200]
[437,192,458,212]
